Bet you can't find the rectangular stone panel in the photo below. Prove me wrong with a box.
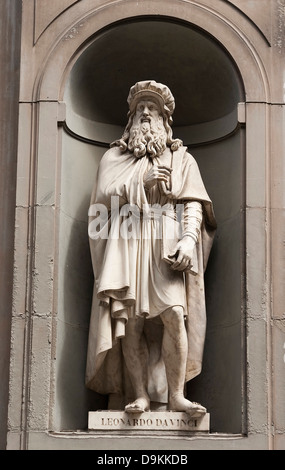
[88,411,210,432]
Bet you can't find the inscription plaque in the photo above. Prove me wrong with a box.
[88,411,210,432]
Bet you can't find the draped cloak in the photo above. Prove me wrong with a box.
[85,145,216,404]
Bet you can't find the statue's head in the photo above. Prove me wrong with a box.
[112,80,183,158]
[127,80,175,124]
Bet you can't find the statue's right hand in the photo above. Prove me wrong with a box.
[143,165,172,191]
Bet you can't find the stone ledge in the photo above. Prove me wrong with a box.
[88,411,210,432]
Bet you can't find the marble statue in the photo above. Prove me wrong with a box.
[86,80,216,417]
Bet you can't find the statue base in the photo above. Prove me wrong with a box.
[88,411,210,432]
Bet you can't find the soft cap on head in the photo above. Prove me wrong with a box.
[127,80,175,122]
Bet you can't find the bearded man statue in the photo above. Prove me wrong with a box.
[86,80,216,417]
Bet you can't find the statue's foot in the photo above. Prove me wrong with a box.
[125,397,150,414]
[169,395,206,418]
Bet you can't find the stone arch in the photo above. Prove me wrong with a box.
[33,0,269,103]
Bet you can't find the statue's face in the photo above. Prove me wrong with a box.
[133,99,161,128]
[127,98,167,158]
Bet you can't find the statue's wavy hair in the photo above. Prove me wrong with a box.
[110,110,183,152]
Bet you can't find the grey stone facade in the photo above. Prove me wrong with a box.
[0,0,284,450]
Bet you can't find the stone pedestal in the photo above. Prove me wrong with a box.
[88,411,210,432]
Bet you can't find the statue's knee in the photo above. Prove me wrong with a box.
[172,306,184,318]
[161,305,185,327]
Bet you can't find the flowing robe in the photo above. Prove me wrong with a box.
[86,145,216,404]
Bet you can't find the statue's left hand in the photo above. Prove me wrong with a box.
[169,237,196,272]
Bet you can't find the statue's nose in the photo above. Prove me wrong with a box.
[142,107,150,116]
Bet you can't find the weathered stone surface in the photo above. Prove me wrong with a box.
[0,0,22,450]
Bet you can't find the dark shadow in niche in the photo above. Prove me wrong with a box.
[57,196,107,432]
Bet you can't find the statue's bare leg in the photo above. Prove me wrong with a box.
[122,317,150,413]
[160,306,206,418]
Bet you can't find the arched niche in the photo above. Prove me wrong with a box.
[56,17,245,434]
[64,19,243,146]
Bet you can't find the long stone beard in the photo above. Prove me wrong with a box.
[128,118,167,158]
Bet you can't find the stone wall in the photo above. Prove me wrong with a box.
[1,0,285,450]
[0,0,22,451]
